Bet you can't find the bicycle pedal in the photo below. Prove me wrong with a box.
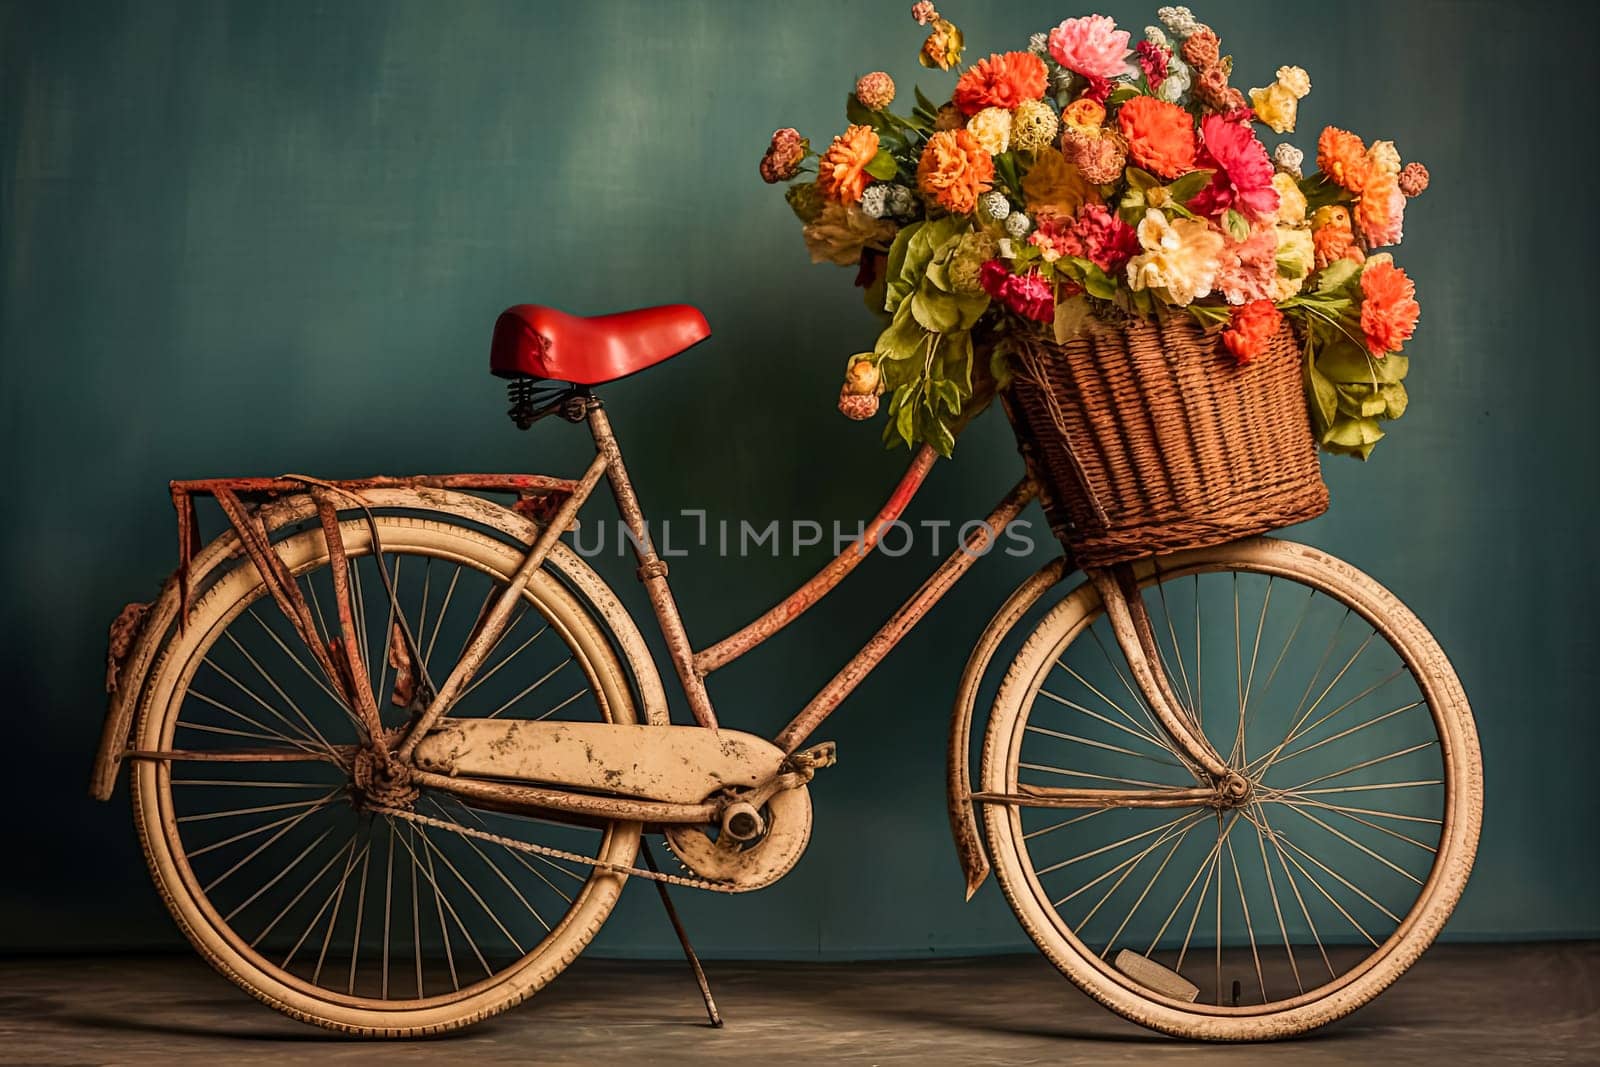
[1112,949,1199,1003]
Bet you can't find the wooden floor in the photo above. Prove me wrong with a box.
[2,943,1596,1064]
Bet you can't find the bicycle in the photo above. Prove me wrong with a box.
[91,301,1482,1040]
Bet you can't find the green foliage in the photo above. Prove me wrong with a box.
[872,216,994,454]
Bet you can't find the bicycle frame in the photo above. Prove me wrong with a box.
[394,394,1233,804]
[395,395,1036,763]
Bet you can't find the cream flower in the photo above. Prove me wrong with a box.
[1126,209,1225,306]
[802,201,897,266]
[1271,172,1307,225]
[1010,98,1060,152]
[1276,65,1311,98]
[966,107,1012,155]
[1367,139,1401,176]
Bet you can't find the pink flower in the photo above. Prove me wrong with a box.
[980,259,1055,322]
[1047,15,1131,80]
[1213,228,1280,305]
[1032,203,1140,274]
[911,1,938,25]
[1135,40,1170,90]
[1190,114,1279,222]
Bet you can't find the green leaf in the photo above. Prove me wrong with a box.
[865,149,898,181]
[1224,208,1250,242]
[883,223,921,313]
[911,288,963,332]
[895,386,916,443]
[1379,381,1409,420]
[914,85,940,114]
[1336,383,1388,418]
[1314,258,1362,296]
[1321,415,1385,459]
[1317,345,1408,385]
[1124,167,1160,193]
[1106,82,1141,110]
[875,302,928,361]
[845,93,877,128]
[931,419,957,458]
[1053,293,1090,344]
[1303,349,1339,435]
[1163,169,1214,205]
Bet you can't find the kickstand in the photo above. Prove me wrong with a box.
[640,838,723,1028]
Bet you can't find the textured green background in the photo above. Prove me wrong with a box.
[3,0,1596,956]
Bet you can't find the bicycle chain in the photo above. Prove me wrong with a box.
[369,804,743,894]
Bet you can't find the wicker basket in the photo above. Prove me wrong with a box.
[1003,312,1328,567]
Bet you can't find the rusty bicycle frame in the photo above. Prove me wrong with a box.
[102,391,1243,878]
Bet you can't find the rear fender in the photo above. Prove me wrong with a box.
[89,487,668,800]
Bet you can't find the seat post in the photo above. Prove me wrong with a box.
[585,400,719,730]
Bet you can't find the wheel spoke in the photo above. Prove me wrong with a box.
[1087,628,1179,759]
[1248,807,1303,996]
[199,792,340,890]
[486,658,573,719]
[423,568,463,672]
[1036,808,1200,879]
[1266,740,1439,798]
[1224,833,1266,1004]
[223,824,336,923]
[310,831,367,986]
[189,790,340,860]
[1036,686,1176,758]
[456,618,547,705]
[1019,762,1169,790]
[1277,800,1424,885]
[424,797,551,933]
[219,630,335,752]
[246,609,350,718]
[184,689,323,756]
[1100,817,1195,958]
[1267,698,1423,771]
[1023,808,1106,842]
[1024,723,1186,769]
[252,835,357,950]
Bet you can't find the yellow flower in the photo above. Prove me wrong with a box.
[966,107,1012,155]
[802,201,897,266]
[1272,225,1314,300]
[1010,98,1060,152]
[1126,209,1225,306]
[1272,172,1307,225]
[1020,147,1099,219]
[1249,83,1299,134]
[1249,65,1311,135]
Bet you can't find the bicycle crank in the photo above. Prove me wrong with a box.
[663,742,835,891]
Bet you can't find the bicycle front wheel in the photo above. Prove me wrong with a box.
[981,538,1482,1040]
[132,514,651,1036]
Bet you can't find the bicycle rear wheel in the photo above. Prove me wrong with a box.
[981,538,1482,1040]
[132,514,651,1036]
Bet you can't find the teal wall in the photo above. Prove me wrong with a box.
[3,0,1596,956]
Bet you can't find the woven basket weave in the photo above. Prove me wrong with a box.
[1004,312,1328,567]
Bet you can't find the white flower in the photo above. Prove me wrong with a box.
[1273,142,1305,177]
[1276,65,1311,99]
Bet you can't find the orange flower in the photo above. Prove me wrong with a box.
[1355,173,1405,247]
[817,125,880,205]
[1062,97,1107,129]
[1116,96,1197,180]
[1222,299,1283,364]
[1311,205,1363,270]
[953,51,1048,116]
[1317,126,1372,195]
[917,129,994,215]
[1359,258,1419,356]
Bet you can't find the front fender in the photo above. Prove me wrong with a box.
[946,557,1068,899]
[89,486,669,800]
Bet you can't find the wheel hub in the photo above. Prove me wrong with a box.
[351,745,418,810]
[1214,771,1253,809]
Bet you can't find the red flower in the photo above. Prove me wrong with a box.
[1190,114,1279,221]
[980,259,1055,322]
[1221,300,1283,364]
[952,51,1048,116]
[1135,40,1170,89]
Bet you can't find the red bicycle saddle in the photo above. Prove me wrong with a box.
[490,304,710,385]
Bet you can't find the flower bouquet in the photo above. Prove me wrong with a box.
[760,3,1429,464]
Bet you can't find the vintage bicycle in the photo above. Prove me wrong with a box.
[91,301,1481,1040]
